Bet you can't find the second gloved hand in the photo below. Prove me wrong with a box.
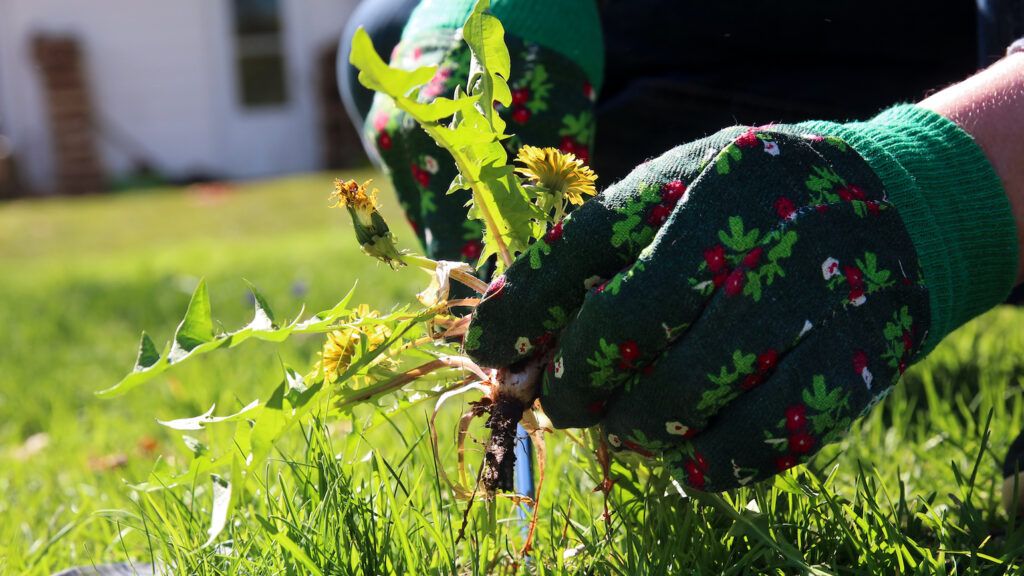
[466,106,1017,490]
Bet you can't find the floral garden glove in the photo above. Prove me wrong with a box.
[467,105,1019,491]
[365,0,602,263]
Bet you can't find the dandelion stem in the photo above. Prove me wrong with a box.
[334,358,447,410]
[404,254,489,293]
[446,298,480,308]
[474,195,514,268]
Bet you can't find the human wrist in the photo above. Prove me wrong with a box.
[403,0,605,91]
[919,52,1024,286]
[797,104,1019,352]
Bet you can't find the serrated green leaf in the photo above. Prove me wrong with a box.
[98,285,357,398]
[133,332,160,371]
[401,94,480,122]
[244,280,276,329]
[157,399,260,431]
[347,12,539,271]
[447,173,470,195]
[463,0,512,128]
[349,28,436,97]
[172,278,215,355]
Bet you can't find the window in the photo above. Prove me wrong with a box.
[232,0,288,107]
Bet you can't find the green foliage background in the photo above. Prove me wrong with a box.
[3,174,1024,574]
[0,174,415,572]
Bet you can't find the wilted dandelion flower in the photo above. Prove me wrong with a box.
[320,327,359,380]
[331,179,405,268]
[515,146,597,219]
[331,178,377,215]
[318,305,395,382]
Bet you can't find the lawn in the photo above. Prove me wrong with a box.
[2,173,1024,574]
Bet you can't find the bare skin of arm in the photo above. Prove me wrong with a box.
[919,52,1024,285]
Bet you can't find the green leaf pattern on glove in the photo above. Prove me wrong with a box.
[469,127,931,491]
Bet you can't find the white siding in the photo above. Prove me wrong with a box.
[0,0,358,193]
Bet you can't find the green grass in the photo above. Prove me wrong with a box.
[2,173,1024,574]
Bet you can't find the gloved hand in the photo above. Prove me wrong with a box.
[467,106,1019,490]
[364,0,602,263]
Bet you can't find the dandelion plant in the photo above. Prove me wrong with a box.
[104,0,600,558]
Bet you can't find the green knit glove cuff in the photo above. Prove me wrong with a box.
[799,105,1019,352]
[403,0,605,91]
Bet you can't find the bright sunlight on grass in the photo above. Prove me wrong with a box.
[2,173,1024,574]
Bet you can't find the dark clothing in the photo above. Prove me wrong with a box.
[342,0,980,181]
[338,0,1024,302]
[593,0,979,179]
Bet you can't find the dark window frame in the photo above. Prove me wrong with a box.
[231,0,289,108]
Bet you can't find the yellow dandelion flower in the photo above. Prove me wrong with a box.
[515,145,597,209]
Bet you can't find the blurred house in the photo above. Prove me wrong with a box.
[0,0,366,196]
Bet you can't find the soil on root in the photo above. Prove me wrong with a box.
[481,393,525,493]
